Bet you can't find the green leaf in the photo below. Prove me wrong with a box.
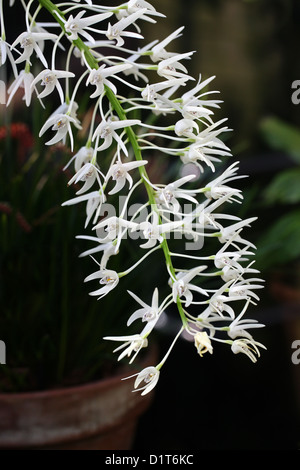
[259,117,300,164]
[263,168,300,205]
[256,209,300,270]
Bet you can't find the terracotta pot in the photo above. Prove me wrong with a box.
[0,349,156,450]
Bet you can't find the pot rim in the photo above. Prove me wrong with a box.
[0,345,157,399]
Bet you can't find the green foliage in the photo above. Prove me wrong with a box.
[256,210,300,271]
[263,168,300,205]
[0,114,143,392]
[259,116,300,164]
[252,115,300,271]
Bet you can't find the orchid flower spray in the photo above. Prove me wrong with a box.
[1,0,266,396]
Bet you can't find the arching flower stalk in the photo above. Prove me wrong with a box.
[2,0,265,396]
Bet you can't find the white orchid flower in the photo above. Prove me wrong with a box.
[87,63,132,98]
[194,118,231,143]
[84,191,105,228]
[228,277,265,303]
[95,216,122,243]
[199,294,236,321]
[197,279,242,321]
[96,216,123,242]
[39,113,79,150]
[217,218,257,248]
[84,268,119,299]
[127,288,160,335]
[231,338,266,363]
[106,9,147,47]
[31,69,75,103]
[181,102,214,122]
[136,211,183,249]
[124,366,160,395]
[92,117,140,155]
[103,333,148,364]
[127,0,158,15]
[52,101,81,131]
[121,1,165,24]
[194,331,213,357]
[105,159,148,195]
[150,26,185,62]
[190,196,240,233]
[0,38,8,66]
[181,74,222,112]
[133,366,160,395]
[141,77,189,103]
[172,266,208,306]
[0,38,18,77]
[63,146,94,173]
[11,32,58,68]
[204,161,244,202]
[93,216,138,250]
[64,11,113,42]
[67,162,104,195]
[181,143,226,173]
[76,238,118,269]
[157,51,195,80]
[180,120,232,172]
[151,174,197,212]
[227,300,265,340]
[181,74,216,102]
[94,242,118,269]
[174,118,199,138]
[213,240,254,275]
[222,262,260,284]
[6,70,34,107]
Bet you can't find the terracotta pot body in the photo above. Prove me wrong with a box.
[0,355,155,450]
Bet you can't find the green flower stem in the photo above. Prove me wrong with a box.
[0,0,6,39]
[37,0,188,328]
[24,61,31,73]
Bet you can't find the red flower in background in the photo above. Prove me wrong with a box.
[0,122,33,162]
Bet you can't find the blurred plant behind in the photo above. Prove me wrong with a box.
[0,92,161,393]
[251,116,300,280]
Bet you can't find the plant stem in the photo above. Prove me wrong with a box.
[0,0,6,39]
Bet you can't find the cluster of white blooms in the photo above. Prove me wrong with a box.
[1,0,266,396]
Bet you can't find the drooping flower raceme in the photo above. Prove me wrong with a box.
[2,0,266,396]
